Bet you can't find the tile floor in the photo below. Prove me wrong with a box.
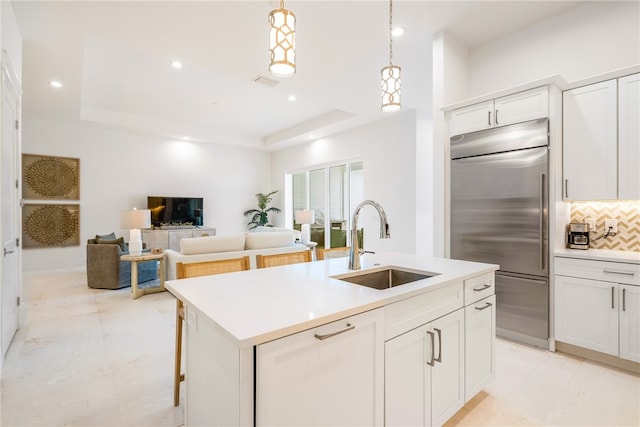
[1,268,639,427]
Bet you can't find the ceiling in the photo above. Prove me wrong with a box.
[11,0,581,151]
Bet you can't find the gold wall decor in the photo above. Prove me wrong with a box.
[22,204,80,248]
[22,154,79,200]
[571,201,640,252]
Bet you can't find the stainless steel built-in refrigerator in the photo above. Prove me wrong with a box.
[450,118,549,347]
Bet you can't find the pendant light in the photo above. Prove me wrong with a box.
[381,0,401,112]
[269,0,296,77]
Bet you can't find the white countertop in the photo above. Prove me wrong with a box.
[166,252,498,348]
[555,248,640,264]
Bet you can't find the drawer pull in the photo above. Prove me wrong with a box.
[475,302,493,311]
[314,323,355,341]
[473,284,491,292]
[426,331,435,367]
[603,269,635,277]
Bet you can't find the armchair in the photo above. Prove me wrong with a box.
[86,237,158,290]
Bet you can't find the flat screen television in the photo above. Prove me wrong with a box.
[147,196,204,227]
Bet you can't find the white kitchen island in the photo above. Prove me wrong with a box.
[166,252,499,427]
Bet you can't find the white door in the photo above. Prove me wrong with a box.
[618,73,640,200]
[430,309,465,427]
[562,79,618,201]
[256,309,384,426]
[465,295,496,401]
[1,62,21,358]
[555,275,619,356]
[385,323,430,427]
[619,284,640,363]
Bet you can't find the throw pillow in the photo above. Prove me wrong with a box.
[95,232,116,241]
[96,236,127,252]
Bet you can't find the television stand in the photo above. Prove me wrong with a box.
[142,227,215,252]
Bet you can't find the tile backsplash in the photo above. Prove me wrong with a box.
[570,201,640,252]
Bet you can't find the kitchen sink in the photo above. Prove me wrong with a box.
[333,267,438,290]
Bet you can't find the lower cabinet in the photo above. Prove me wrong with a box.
[555,257,640,363]
[256,308,384,426]
[464,295,496,401]
[385,308,465,427]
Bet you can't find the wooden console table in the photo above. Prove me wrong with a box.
[142,227,216,252]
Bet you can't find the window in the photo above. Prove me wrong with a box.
[291,161,363,249]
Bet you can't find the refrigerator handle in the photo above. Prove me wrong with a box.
[539,173,546,271]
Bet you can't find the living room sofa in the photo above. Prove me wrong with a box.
[164,230,308,280]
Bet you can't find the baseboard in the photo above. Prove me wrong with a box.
[555,341,640,375]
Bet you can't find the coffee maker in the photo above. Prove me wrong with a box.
[567,223,590,249]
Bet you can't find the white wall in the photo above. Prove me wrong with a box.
[21,117,271,271]
[271,112,422,255]
[468,1,640,97]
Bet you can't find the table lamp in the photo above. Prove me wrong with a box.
[120,208,151,256]
[295,209,315,244]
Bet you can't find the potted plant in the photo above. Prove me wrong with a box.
[244,190,282,230]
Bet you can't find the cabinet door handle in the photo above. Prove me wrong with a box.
[603,270,635,277]
[314,323,355,341]
[623,288,626,312]
[565,179,569,199]
[475,302,493,311]
[473,284,491,292]
[611,287,615,309]
[434,328,442,363]
[495,109,499,125]
[488,111,492,126]
[426,331,435,366]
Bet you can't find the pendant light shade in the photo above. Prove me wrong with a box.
[381,64,401,112]
[381,0,401,112]
[269,0,296,77]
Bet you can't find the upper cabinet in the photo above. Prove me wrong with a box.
[449,86,549,136]
[563,73,640,201]
[618,74,640,200]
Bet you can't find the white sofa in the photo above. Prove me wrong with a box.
[164,230,307,280]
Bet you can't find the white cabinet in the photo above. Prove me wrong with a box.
[562,80,618,200]
[563,73,640,201]
[141,227,215,251]
[555,257,640,362]
[618,73,640,200]
[464,294,496,401]
[385,308,464,427]
[449,86,549,136]
[256,308,384,426]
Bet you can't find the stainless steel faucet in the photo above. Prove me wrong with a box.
[348,200,391,270]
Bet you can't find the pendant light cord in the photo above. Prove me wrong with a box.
[388,0,394,65]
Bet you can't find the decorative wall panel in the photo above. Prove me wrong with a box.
[22,154,79,200]
[571,201,640,252]
[22,204,80,248]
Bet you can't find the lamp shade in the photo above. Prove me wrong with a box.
[269,2,296,77]
[120,209,151,230]
[295,209,315,225]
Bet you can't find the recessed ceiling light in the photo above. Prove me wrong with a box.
[391,27,405,37]
[171,61,183,69]
[183,136,189,141]
[49,80,63,88]
[288,95,296,101]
